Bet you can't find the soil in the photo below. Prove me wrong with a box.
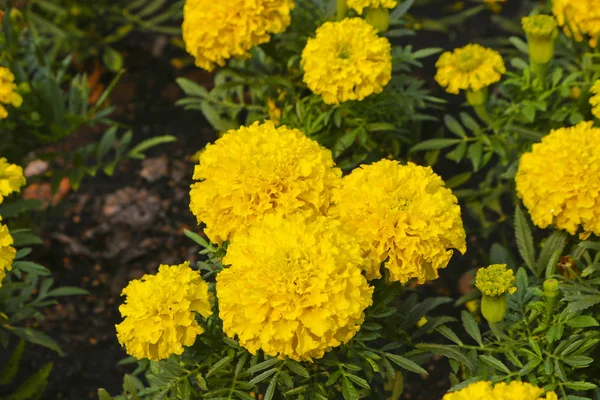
[7,2,526,398]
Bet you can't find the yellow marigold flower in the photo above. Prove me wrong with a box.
[332,160,466,283]
[346,0,397,14]
[182,0,294,72]
[115,262,212,361]
[435,44,506,95]
[217,214,373,361]
[475,264,516,297]
[189,121,341,244]
[0,67,23,119]
[590,80,600,119]
[0,158,26,204]
[515,121,600,239]
[301,18,392,105]
[0,218,16,287]
[444,381,557,400]
[553,0,600,47]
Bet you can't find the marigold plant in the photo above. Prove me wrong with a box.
[182,0,295,71]
[217,214,373,361]
[443,380,558,400]
[115,262,212,361]
[332,159,466,283]
[516,121,600,238]
[0,218,15,286]
[435,43,506,95]
[0,157,25,204]
[346,0,397,14]
[552,0,600,47]
[301,18,392,105]
[189,120,341,244]
[0,67,22,119]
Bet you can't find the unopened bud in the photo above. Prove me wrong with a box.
[481,295,508,324]
[365,7,390,32]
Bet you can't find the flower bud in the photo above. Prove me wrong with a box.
[522,15,558,65]
[366,7,390,32]
[466,88,488,106]
[543,278,559,299]
[481,294,508,324]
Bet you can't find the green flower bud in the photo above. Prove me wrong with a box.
[466,88,488,107]
[366,7,390,32]
[522,15,558,65]
[543,278,559,299]
[481,294,508,324]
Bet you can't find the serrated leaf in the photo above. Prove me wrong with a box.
[7,327,62,355]
[128,136,177,159]
[411,138,463,152]
[97,389,114,400]
[206,355,232,378]
[385,353,427,375]
[536,231,567,276]
[12,261,51,276]
[0,339,25,385]
[435,325,463,345]
[565,315,599,328]
[461,311,482,346]
[444,115,467,138]
[248,368,277,385]
[515,205,536,275]
[564,381,597,390]
[97,126,118,162]
[286,360,309,378]
[264,376,277,400]
[479,355,510,374]
[6,362,52,400]
[246,358,280,374]
[518,359,541,376]
[46,287,89,297]
[415,344,474,371]
[346,374,370,389]
[341,377,358,400]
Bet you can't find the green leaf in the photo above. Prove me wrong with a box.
[46,287,89,297]
[411,138,463,152]
[563,381,597,391]
[518,359,541,376]
[128,136,177,159]
[562,355,594,368]
[264,377,277,400]
[0,200,44,219]
[445,172,472,189]
[435,326,463,345]
[6,362,52,400]
[97,126,118,162]
[7,327,62,355]
[341,377,358,400]
[176,77,208,97]
[461,311,482,346]
[97,389,114,400]
[0,339,25,385]
[246,358,280,374]
[206,355,232,378]
[536,231,567,276]
[102,47,124,72]
[415,344,474,371]
[10,231,43,247]
[565,316,599,328]
[12,261,51,276]
[346,374,370,390]
[390,0,415,20]
[248,368,277,385]
[478,355,510,374]
[385,353,427,375]
[515,205,536,275]
[508,36,529,54]
[444,115,467,138]
[467,142,483,171]
[286,360,309,378]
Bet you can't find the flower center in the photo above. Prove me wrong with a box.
[456,49,484,72]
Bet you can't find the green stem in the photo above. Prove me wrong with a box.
[531,61,548,88]
[336,0,348,21]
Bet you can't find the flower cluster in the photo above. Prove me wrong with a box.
[331,160,466,283]
[115,262,212,361]
[301,18,392,105]
[189,121,341,244]
[435,44,506,95]
[443,380,557,400]
[0,218,16,287]
[475,264,516,297]
[0,67,22,119]
[0,157,26,204]
[217,214,373,361]
[182,0,294,71]
[346,0,397,14]
[552,0,600,47]
[590,80,600,119]
[516,121,600,239]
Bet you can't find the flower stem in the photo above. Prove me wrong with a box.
[336,0,347,21]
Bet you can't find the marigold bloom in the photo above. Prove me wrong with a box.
[182,0,294,71]
[346,0,397,14]
[189,121,341,244]
[0,158,26,204]
[475,264,516,297]
[332,160,466,283]
[515,121,600,239]
[0,218,16,287]
[435,44,506,95]
[217,214,373,361]
[443,381,557,400]
[0,67,23,119]
[116,262,212,361]
[301,18,392,105]
[590,80,600,119]
[552,0,600,47]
